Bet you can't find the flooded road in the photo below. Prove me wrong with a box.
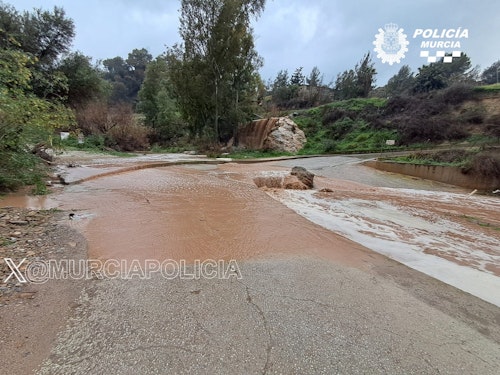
[21,165,377,267]
[2,154,500,374]
[1,155,498,305]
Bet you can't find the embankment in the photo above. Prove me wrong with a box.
[365,160,500,190]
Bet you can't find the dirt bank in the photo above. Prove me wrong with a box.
[0,208,87,374]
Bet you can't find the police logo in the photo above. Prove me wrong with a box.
[373,23,409,65]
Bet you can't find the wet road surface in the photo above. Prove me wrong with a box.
[1,155,499,374]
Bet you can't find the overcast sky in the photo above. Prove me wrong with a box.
[9,0,500,85]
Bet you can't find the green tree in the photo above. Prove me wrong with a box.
[271,69,292,106]
[413,53,473,93]
[168,0,265,142]
[335,53,376,99]
[137,55,185,143]
[0,3,75,100]
[355,52,376,97]
[103,49,152,105]
[306,66,323,87]
[334,69,357,100]
[0,47,74,190]
[481,60,500,84]
[58,52,107,107]
[19,6,74,68]
[290,67,305,86]
[385,65,414,97]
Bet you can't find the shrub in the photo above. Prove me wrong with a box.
[107,123,151,151]
[329,118,355,140]
[462,152,500,178]
[0,151,46,191]
[74,102,150,151]
[322,108,345,125]
[439,83,475,105]
[459,107,485,124]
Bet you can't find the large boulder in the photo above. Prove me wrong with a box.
[237,117,306,153]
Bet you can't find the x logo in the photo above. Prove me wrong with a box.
[3,258,27,283]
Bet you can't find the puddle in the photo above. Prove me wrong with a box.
[0,193,58,210]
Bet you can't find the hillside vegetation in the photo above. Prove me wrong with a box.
[293,86,500,155]
[1,2,500,192]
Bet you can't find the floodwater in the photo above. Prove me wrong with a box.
[1,165,377,269]
[1,155,499,306]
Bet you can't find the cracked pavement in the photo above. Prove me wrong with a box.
[4,157,499,374]
[37,258,500,374]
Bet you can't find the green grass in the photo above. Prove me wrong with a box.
[292,97,399,154]
[227,150,292,159]
[55,136,137,157]
[474,83,500,92]
[383,149,479,168]
[387,156,466,167]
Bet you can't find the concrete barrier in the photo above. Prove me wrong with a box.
[364,160,500,191]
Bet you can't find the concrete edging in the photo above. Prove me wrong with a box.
[364,160,499,190]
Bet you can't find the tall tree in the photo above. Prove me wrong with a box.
[58,52,107,107]
[306,66,323,87]
[355,52,376,98]
[413,53,473,93]
[481,60,500,84]
[138,55,185,143]
[290,67,305,86]
[270,69,293,106]
[102,49,152,105]
[335,53,376,100]
[19,6,74,68]
[334,69,357,100]
[385,65,414,97]
[0,4,75,100]
[168,0,265,141]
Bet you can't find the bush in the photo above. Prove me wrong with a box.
[107,123,151,151]
[463,152,500,178]
[74,102,150,151]
[322,108,345,125]
[0,151,47,192]
[459,107,485,124]
[439,83,475,105]
[329,118,355,140]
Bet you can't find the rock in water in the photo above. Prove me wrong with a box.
[253,167,315,190]
[283,175,308,190]
[290,166,314,188]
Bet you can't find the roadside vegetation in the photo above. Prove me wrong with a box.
[1,0,499,192]
[381,148,500,180]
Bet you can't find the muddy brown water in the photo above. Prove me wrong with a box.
[0,166,382,268]
[1,160,497,279]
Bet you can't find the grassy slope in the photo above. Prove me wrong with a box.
[293,98,399,154]
[293,94,499,155]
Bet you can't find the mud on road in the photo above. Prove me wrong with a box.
[0,154,499,374]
